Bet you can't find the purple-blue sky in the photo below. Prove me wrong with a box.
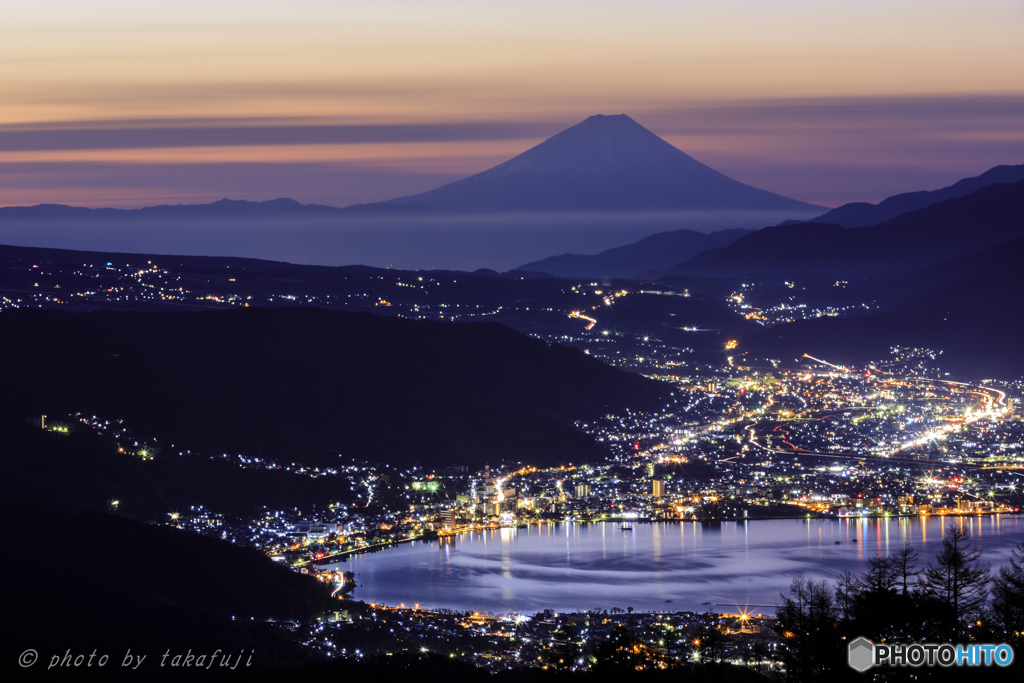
[3,1,1024,209]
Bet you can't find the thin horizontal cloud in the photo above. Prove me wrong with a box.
[637,95,1024,139]
[0,120,560,153]
[0,141,530,171]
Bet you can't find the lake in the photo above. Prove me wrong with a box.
[344,516,1024,615]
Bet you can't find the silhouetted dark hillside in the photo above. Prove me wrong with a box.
[740,236,1024,377]
[665,180,1024,279]
[0,307,675,468]
[808,163,1024,227]
[516,228,752,279]
[0,415,364,518]
[0,501,331,681]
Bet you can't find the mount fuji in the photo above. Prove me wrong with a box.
[0,115,825,270]
[367,114,823,213]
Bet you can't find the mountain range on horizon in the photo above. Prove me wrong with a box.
[4,150,1015,237]
[3,167,1024,376]
[516,164,1024,279]
[0,114,821,218]
[664,178,1024,280]
[0,196,347,220]
[1,115,1020,274]
[802,163,1024,228]
[3,171,1022,380]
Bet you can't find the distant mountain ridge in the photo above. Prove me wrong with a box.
[806,164,1024,227]
[515,228,753,279]
[376,114,823,213]
[0,115,822,221]
[0,196,347,220]
[508,162,1024,280]
[660,179,1024,279]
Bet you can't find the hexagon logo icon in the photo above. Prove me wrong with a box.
[848,637,875,672]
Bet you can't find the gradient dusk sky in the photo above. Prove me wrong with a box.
[3,0,1023,209]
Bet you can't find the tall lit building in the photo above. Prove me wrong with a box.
[652,480,665,497]
[441,509,455,530]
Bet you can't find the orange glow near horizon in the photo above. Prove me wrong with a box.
[2,1,1023,208]
[5,2,1022,127]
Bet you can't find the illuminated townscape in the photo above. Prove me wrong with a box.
[6,240,1024,676]
[5,3,1024,679]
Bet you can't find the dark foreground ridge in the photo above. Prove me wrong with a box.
[0,306,675,469]
[0,500,329,682]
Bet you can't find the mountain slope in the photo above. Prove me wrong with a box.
[516,228,753,279]
[0,307,675,468]
[378,114,823,213]
[663,179,1024,279]
[740,235,1024,378]
[0,503,326,675]
[807,164,1024,227]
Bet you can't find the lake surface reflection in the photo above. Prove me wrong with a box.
[346,516,1024,615]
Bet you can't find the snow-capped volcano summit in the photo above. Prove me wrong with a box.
[378,114,822,212]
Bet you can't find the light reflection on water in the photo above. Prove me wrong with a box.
[346,516,1023,615]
